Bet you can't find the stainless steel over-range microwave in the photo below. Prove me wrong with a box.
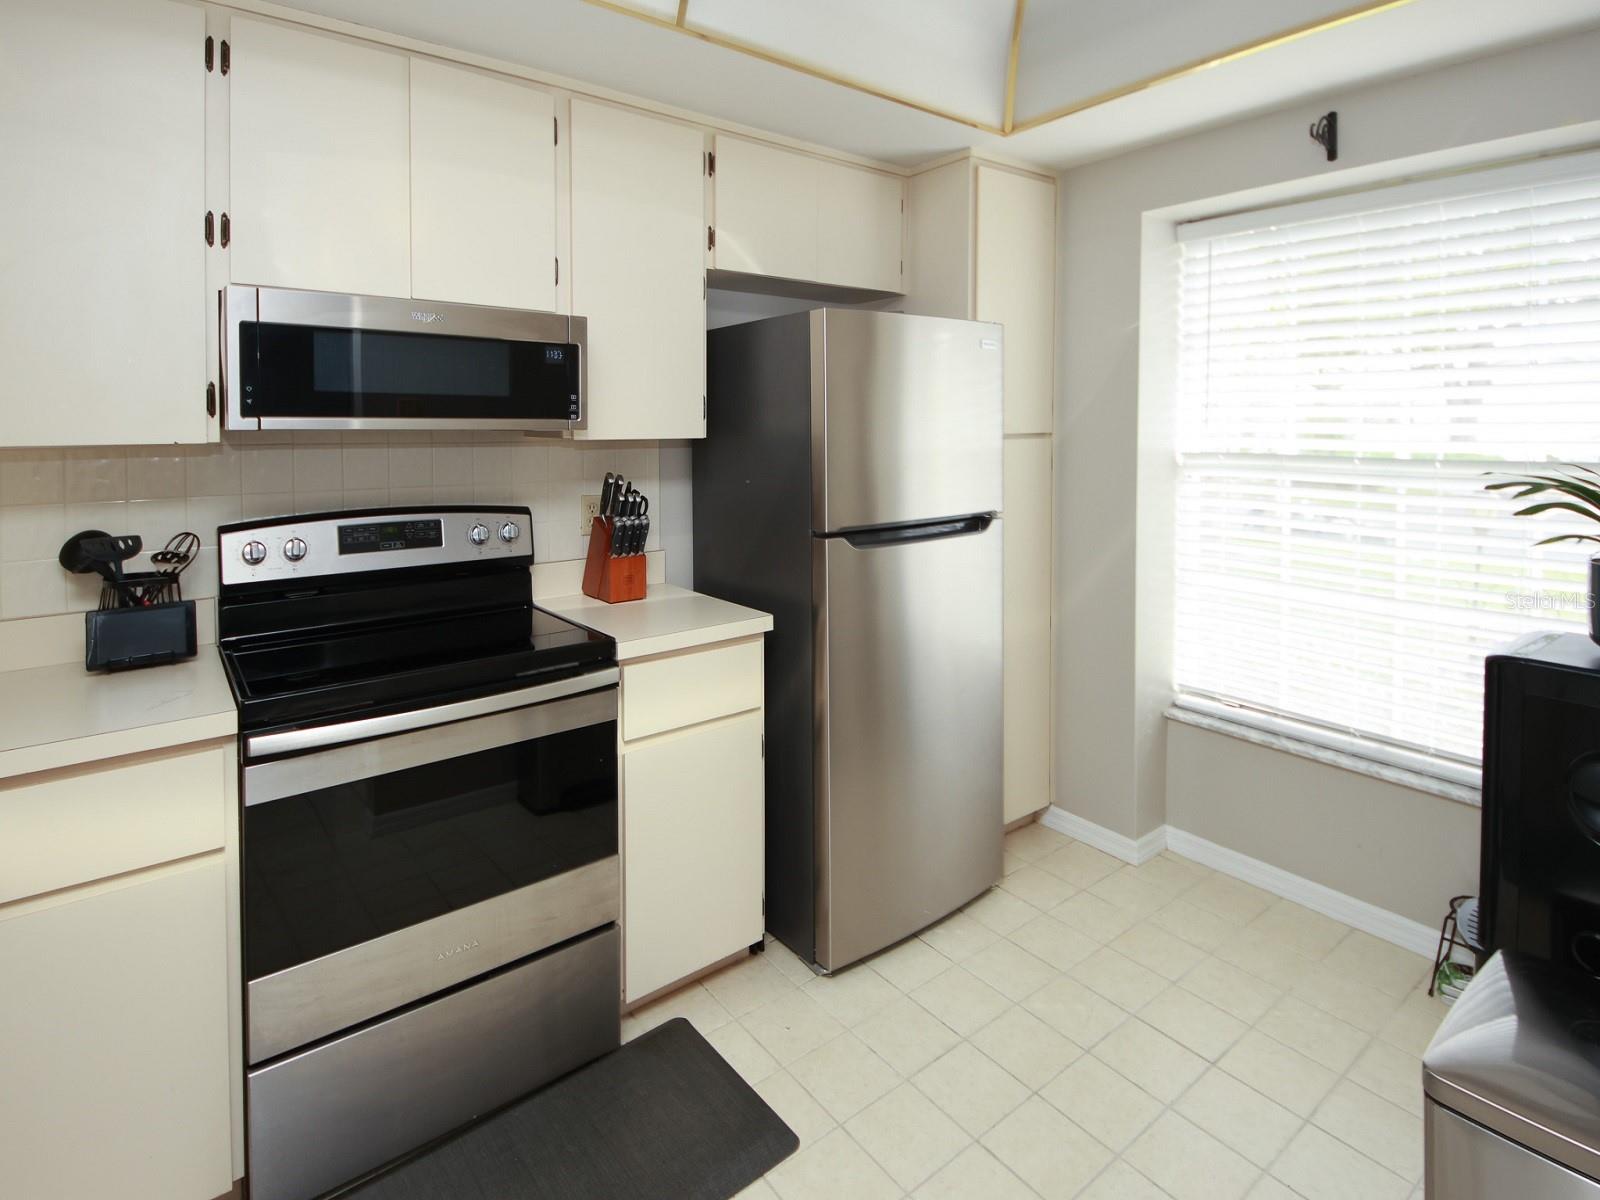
[221,285,587,433]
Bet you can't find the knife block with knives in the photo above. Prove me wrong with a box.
[582,472,649,604]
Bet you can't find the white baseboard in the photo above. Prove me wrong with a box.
[1040,806,1167,865]
[1038,807,1438,958]
[1163,828,1439,957]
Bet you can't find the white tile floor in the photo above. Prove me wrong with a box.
[621,822,1451,1200]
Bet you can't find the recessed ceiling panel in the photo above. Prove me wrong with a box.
[1015,0,1403,123]
[687,0,1016,128]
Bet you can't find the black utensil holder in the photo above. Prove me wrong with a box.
[85,601,197,672]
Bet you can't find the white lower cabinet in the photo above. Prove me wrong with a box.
[0,742,236,1199]
[0,860,233,1200]
[619,640,765,1005]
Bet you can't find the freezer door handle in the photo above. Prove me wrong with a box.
[834,512,995,549]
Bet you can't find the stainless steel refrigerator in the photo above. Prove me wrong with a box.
[695,308,1003,973]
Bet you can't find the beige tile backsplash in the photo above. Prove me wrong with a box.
[0,432,660,621]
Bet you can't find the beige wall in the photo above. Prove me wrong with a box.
[1167,724,1480,928]
[1054,29,1600,902]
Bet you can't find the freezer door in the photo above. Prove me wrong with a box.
[812,309,1003,533]
[815,516,1003,971]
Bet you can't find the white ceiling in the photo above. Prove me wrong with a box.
[268,0,1600,168]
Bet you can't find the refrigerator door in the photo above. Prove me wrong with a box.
[814,516,1003,971]
[812,310,1003,534]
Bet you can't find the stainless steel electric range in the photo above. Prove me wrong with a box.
[217,506,620,1200]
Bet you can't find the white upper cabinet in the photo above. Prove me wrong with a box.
[975,166,1056,435]
[410,60,557,311]
[229,17,410,298]
[713,134,903,293]
[712,134,817,283]
[817,159,903,293]
[0,0,208,446]
[569,100,707,441]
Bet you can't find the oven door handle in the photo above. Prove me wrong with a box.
[244,667,619,759]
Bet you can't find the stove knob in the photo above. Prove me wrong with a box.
[283,537,308,563]
[241,540,267,566]
[499,521,521,544]
[468,523,490,546]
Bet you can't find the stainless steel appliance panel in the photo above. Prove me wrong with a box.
[223,284,586,433]
[247,925,621,1200]
[1428,1103,1600,1199]
[810,309,1003,534]
[815,520,1003,970]
[247,856,618,1064]
[1425,953,1600,1183]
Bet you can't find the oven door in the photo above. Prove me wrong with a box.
[223,284,587,433]
[241,678,617,1065]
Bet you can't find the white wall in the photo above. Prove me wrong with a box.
[1055,28,1600,914]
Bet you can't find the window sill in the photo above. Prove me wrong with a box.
[1164,705,1482,808]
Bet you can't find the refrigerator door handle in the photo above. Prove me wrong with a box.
[834,512,995,550]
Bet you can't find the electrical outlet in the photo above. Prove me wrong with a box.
[580,494,602,532]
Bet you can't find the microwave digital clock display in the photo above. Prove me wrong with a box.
[337,519,444,555]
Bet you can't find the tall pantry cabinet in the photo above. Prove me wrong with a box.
[906,158,1057,825]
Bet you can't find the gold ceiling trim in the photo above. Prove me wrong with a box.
[1003,0,1026,135]
[1008,0,1422,133]
[581,0,1003,133]
[581,0,1422,139]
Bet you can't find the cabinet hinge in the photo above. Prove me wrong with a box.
[204,35,214,72]
[707,226,715,250]
[206,382,217,418]
[219,212,231,248]
[708,150,716,176]
[220,39,230,75]
[204,210,215,246]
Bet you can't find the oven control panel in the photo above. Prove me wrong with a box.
[337,518,444,556]
[220,508,530,586]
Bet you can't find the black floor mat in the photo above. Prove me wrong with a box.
[343,1018,798,1200]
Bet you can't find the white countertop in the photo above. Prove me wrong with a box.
[0,651,237,782]
[537,584,772,661]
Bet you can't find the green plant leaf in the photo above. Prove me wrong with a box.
[1538,473,1600,509]
[1516,500,1600,524]
[1535,534,1600,546]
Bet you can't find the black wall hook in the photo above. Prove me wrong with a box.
[1310,111,1338,162]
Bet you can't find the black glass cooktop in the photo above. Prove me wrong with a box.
[222,605,612,734]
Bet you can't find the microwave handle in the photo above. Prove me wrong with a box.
[244,667,619,760]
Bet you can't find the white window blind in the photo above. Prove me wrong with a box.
[1174,150,1600,778]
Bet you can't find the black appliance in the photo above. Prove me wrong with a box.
[1482,631,1600,986]
[217,506,620,1200]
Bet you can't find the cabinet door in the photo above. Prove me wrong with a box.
[570,100,706,440]
[0,0,207,446]
[410,59,556,310]
[1003,436,1052,823]
[976,167,1056,435]
[623,713,764,1003]
[229,17,410,297]
[712,134,817,283]
[0,862,233,1199]
[817,160,903,293]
